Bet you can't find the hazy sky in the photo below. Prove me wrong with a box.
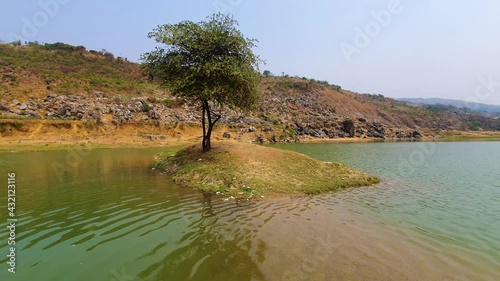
[1,0,500,104]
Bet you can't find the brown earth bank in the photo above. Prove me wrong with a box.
[1,119,499,153]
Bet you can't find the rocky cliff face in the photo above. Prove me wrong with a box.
[0,80,439,142]
[1,44,498,141]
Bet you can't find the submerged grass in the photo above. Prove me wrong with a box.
[154,141,380,199]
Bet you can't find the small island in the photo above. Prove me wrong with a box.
[153,141,380,200]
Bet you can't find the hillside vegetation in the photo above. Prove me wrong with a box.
[1,42,498,141]
[0,42,157,98]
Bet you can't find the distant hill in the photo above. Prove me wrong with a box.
[1,42,499,137]
[0,42,157,97]
[399,98,500,115]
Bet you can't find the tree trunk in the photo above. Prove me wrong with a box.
[202,100,208,152]
[201,100,221,152]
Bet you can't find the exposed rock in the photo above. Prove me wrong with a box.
[355,126,366,136]
[367,129,385,139]
[28,111,41,119]
[257,134,265,144]
[0,104,9,111]
[412,131,422,139]
[57,107,67,117]
[261,126,273,132]
[342,120,355,137]
[223,132,231,139]
[145,134,167,141]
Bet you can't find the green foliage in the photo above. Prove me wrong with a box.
[12,122,22,129]
[278,80,294,89]
[142,13,262,151]
[142,13,261,110]
[263,70,272,77]
[0,43,158,96]
[160,98,176,107]
[311,79,342,90]
[43,42,84,52]
[101,49,115,60]
[468,121,482,131]
[119,94,130,104]
[142,102,151,112]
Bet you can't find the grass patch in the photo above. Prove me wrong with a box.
[154,142,380,199]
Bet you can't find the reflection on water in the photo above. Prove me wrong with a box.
[0,145,499,281]
[0,149,269,281]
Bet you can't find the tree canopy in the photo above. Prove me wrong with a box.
[142,13,261,152]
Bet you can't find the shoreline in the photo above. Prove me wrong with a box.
[1,119,499,153]
[2,131,499,153]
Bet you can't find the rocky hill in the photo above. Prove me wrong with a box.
[1,42,498,142]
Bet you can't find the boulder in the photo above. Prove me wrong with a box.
[342,120,355,137]
[93,113,102,120]
[28,111,41,119]
[223,132,231,139]
[57,106,67,117]
[412,131,422,139]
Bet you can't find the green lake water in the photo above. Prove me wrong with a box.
[0,142,499,281]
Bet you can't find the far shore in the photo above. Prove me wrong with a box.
[1,119,499,153]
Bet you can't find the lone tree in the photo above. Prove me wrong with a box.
[142,13,261,152]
